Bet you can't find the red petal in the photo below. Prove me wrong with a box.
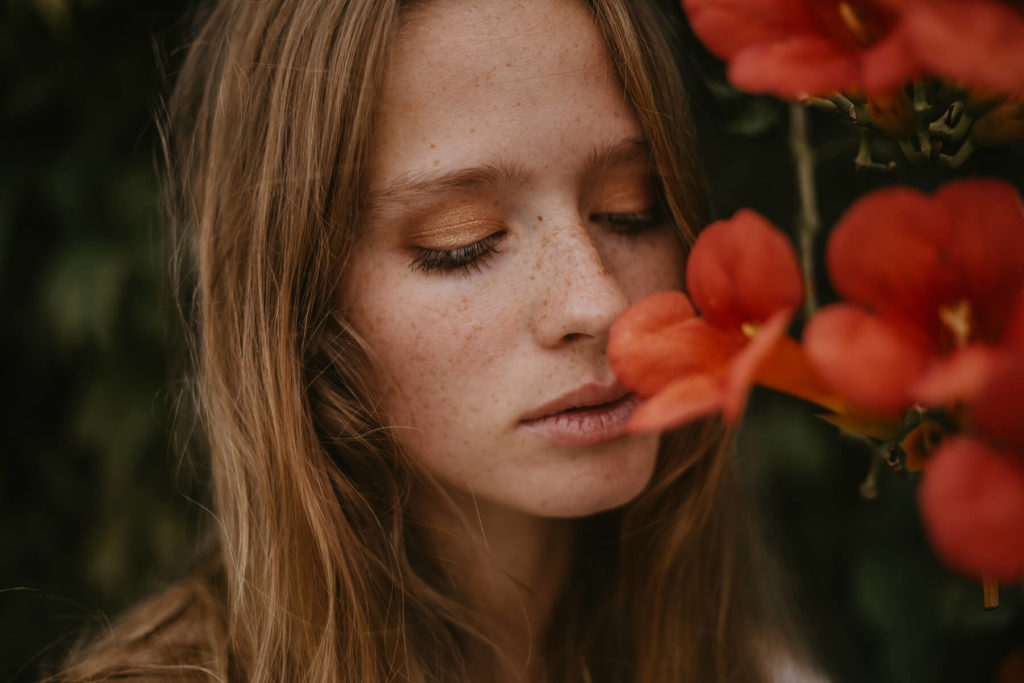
[1004,291,1024,354]
[936,179,1024,343]
[729,37,860,97]
[827,186,954,335]
[722,308,793,421]
[902,0,1024,94]
[973,97,1024,147]
[971,353,1024,451]
[920,438,1024,581]
[608,291,743,397]
[913,345,999,407]
[804,304,931,416]
[995,650,1024,683]
[682,0,820,60]
[686,210,803,329]
[861,26,927,94]
[628,374,723,433]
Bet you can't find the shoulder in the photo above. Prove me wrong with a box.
[766,651,831,683]
[43,565,227,682]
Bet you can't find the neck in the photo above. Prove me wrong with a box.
[418,488,574,681]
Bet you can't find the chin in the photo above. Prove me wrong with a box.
[517,433,661,519]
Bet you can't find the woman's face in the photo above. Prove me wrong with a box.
[345,0,686,518]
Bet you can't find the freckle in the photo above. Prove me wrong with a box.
[470,128,476,134]
[433,159,440,166]
[506,62,511,67]
[536,215,543,222]
[430,143,436,149]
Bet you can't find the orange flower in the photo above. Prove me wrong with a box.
[804,179,1024,417]
[608,210,839,432]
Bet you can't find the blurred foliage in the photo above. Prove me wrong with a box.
[0,0,199,679]
[1,1,1023,681]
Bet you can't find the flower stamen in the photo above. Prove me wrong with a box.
[839,2,874,46]
[939,299,973,349]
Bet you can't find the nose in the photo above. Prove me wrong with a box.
[529,219,631,349]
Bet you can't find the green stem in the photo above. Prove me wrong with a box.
[912,82,933,158]
[854,128,896,172]
[789,102,820,316]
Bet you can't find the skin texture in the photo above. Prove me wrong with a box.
[344,0,685,672]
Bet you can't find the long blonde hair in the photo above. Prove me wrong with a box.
[48,1,774,681]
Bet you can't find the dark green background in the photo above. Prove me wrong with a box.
[2,1,1022,680]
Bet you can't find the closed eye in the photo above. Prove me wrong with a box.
[591,207,667,234]
[409,231,506,276]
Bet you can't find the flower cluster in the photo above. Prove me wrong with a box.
[609,179,1024,581]
[684,0,1024,97]
[684,0,1024,167]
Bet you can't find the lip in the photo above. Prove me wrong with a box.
[518,382,640,447]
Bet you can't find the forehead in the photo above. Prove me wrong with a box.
[369,0,640,189]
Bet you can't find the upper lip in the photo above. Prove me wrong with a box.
[519,382,630,422]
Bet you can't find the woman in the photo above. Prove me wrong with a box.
[49,0,807,680]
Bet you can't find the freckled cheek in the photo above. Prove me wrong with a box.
[348,272,514,433]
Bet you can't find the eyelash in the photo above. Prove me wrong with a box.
[410,231,506,275]
[409,206,667,276]
[592,206,667,233]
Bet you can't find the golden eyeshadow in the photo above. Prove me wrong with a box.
[591,182,655,214]
[407,204,502,249]
[586,161,657,210]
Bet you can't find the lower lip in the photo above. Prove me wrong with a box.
[518,394,641,447]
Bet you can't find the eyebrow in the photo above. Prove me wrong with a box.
[364,161,529,215]
[363,137,653,216]
[581,137,653,178]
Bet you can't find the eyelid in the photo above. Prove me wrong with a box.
[411,219,504,251]
[409,230,506,275]
[407,204,504,248]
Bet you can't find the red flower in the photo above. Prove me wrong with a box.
[916,291,1024,449]
[919,438,1024,580]
[804,179,1024,417]
[914,294,1024,580]
[681,0,915,97]
[809,183,1024,580]
[974,96,1024,147]
[996,650,1024,683]
[876,0,1024,94]
[609,210,841,432]
[682,0,1024,97]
